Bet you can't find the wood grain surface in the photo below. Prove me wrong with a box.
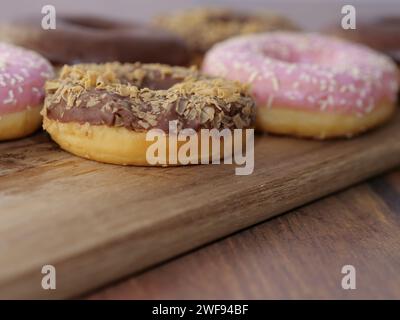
[1,112,400,299]
[89,169,400,299]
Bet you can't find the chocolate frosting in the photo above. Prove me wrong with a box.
[44,63,256,133]
[0,15,190,66]
[324,17,400,64]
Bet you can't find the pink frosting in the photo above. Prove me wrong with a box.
[0,43,53,115]
[202,32,399,116]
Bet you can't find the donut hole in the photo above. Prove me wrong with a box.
[260,45,322,65]
[207,12,249,24]
[61,16,129,30]
[259,41,343,67]
[137,75,184,91]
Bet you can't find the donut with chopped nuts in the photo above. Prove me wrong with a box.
[153,8,299,66]
[0,15,190,66]
[42,63,256,165]
[0,43,53,141]
[203,32,399,139]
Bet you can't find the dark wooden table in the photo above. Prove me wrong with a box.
[87,168,400,299]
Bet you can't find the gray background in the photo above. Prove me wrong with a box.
[1,0,399,30]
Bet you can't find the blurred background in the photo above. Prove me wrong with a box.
[0,0,399,300]
[1,0,399,30]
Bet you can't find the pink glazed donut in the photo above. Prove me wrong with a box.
[203,32,399,138]
[0,43,53,141]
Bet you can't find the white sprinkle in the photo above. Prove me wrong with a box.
[285,65,295,75]
[233,62,242,70]
[327,95,335,106]
[285,92,297,100]
[307,96,315,103]
[21,68,29,77]
[319,100,328,111]
[359,89,366,98]
[366,101,374,113]
[271,77,280,91]
[14,74,24,82]
[351,67,361,78]
[248,71,259,83]
[32,87,41,96]
[299,73,311,83]
[3,89,15,104]
[40,72,49,78]
[267,95,274,108]
[389,80,398,92]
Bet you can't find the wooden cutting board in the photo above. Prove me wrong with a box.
[1,112,400,299]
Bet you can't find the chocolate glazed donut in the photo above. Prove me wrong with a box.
[0,15,190,66]
[324,17,400,64]
[42,63,256,166]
